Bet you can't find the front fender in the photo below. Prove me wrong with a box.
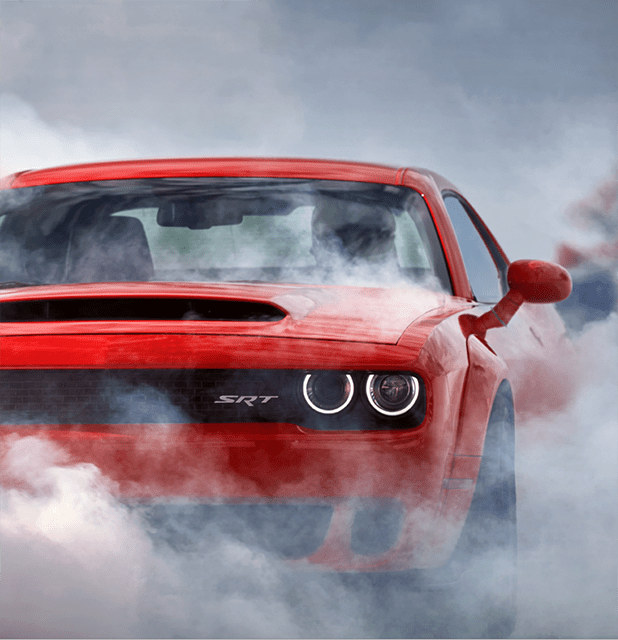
[431,335,509,564]
[455,335,509,458]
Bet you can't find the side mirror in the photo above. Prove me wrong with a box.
[507,259,572,304]
[461,259,572,337]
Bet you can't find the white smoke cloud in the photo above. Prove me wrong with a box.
[514,315,618,638]
[0,94,142,176]
[0,435,371,638]
[0,436,149,638]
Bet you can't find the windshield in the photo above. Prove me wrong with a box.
[0,177,451,291]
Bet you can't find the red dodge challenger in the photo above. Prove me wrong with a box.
[0,158,573,636]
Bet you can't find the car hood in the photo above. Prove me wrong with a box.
[0,281,457,345]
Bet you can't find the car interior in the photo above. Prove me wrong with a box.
[0,180,450,291]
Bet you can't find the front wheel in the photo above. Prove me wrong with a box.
[355,383,517,638]
[444,381,517,637]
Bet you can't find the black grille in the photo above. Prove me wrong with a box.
[0,298,285,322]
[135,502,333,559]
[0,369,425,430]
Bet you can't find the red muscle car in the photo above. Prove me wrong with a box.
[0,158,573,637]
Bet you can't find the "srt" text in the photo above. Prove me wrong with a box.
[214,395,279,407]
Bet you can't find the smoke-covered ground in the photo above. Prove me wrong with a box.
[0,312,616,639]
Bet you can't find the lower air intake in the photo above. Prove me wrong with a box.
[137,502,334,559]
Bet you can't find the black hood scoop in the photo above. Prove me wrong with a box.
[0,297,286,322]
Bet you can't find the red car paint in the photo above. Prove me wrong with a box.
[0,158,573,572]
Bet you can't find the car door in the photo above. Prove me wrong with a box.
[443,192,574,418]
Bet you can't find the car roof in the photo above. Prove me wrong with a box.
[0,157,459,192]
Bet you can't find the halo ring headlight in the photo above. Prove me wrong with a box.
[366,374,419,416]
[302,372,355,415]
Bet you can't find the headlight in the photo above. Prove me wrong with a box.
[365,373,420,416]
[302,372,355,414]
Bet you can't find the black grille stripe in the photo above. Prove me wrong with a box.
[0,369,425,430]
[136,502,334,558]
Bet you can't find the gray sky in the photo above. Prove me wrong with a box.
[0,0,616,258]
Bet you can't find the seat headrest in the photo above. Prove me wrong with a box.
[66,215,154,282]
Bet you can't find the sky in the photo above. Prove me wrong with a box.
[0,0,616,259]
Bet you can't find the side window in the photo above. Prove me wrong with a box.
[443,195,504,303]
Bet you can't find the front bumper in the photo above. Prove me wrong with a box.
[1,420,476,572]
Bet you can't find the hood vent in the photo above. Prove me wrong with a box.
[0,297,286,322]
